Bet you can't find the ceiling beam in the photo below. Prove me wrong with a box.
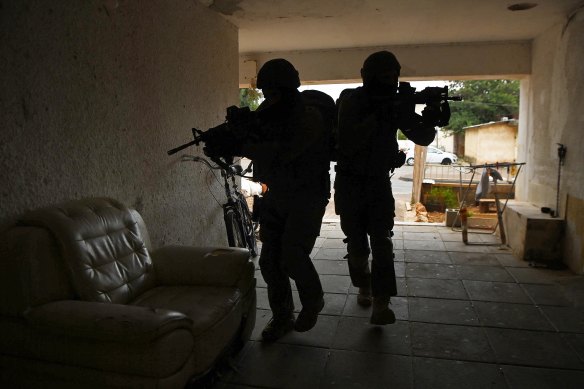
[240,41,531,87]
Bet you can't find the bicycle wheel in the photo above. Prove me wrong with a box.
[237,194,258,257]
[224,207,247,249]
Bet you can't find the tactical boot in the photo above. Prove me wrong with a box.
[261,315,295,342]
[294,296,325,332]
[370,297,396,325]
[357,285,372,307]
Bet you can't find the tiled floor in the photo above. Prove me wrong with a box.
[212,222,584,389]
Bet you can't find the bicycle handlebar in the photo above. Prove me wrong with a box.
[180,155,246,178]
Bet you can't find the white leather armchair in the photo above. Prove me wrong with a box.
[0,198,256,388]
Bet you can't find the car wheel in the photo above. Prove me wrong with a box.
[406,157,414,166]
[441,158,452,165]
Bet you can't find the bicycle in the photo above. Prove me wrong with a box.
[168,138,258,257]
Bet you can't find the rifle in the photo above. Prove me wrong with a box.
[167,105,263,162]
[397,82,462,127]
[398,82,462,105]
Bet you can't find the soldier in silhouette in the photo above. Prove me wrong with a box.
[335,51,448,324]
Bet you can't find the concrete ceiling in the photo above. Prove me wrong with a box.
[199,0,584,53]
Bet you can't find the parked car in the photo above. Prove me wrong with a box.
[406,146,458,165]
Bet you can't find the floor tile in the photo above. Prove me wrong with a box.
[407,278,469,300]
[403,231,442,241]
[256,287,269,310]
[228,224,584,389]
[406,263,458,279]
[255,270,266,288]
[320,274,352,294]
[501,365,584,389]
[322,292,348,316]
[321,350,413,389]
[411,322,496,362]
[562,333,584,361]
[521,284,574,306]
[314,236,326,248]
[321,238,346,249]
[250,309,272,341]
[251,308,340,347]
[486,328,584,369]
[392,230,404,240]
[497,253,530,268]
[224,342,329,389]
[401,225,439,232]
[449,252,501,266]
[463,280,531,304]
[331,316,411,355]
[405,239,446,251]
[343,295,408,321]
[394,249,406,261]
[313,259,349,275]
[507,267,573,285]
[395,261,406,277]
[438,231,464,242]
[393,239,405,250]
[413,357,508,389]
[319,223,337,232]
[276,314,340,348]
[405,249,452,264]
[349,277,407,297]
[540,306,584,333]
[323,229,346,239]
[476,233,502,244]
[444,241,489,253]
[473,301,555,331]
[310,246,319,259]
[456,265,514,282]
[409,297,478,326]
[313,247,347,260]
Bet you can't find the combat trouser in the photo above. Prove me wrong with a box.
[259,189,328,320]
[334,174,397,298]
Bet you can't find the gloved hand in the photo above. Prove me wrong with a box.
[422,100,451,127]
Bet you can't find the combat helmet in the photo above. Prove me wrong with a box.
[361,51,401,83]
[256,58,301,90]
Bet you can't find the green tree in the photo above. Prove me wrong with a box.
[445,80,519,134]
[239,88,263,111]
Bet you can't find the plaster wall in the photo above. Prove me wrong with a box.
[464,122,518,164]
[432,130,455,154]
[525,9,584,273]
[0,0,239,248]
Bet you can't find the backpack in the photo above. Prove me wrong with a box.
[301,89,338,162]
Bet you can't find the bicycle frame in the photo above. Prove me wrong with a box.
[178,155,258,257]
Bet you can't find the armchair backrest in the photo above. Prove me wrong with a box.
[18,198,156,304]
[0,226,76,316]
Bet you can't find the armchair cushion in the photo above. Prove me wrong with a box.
[132,285,246,371]
[151,245,255,292]
[24,300,192,344]
[0,314,194,378]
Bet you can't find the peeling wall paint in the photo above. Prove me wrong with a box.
[0,0,239,249]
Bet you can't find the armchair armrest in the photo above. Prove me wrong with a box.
[24,300,192,344]
[151,246,255,288]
